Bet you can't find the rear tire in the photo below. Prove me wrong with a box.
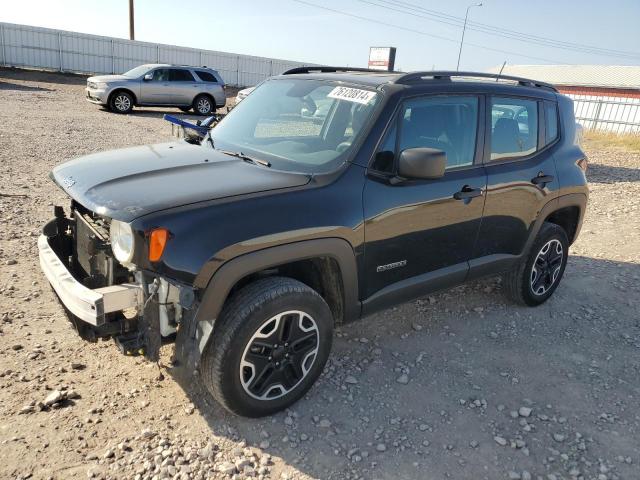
[193,94,215,115]
[201,277,333,417]
[109,91,133,114]
[503,222,569,306]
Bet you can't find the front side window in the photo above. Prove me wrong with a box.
[210,79,380,174]
[169,69,195,82]
[152,68,169,82]
[490,97,538,160]
[372,95,479,172]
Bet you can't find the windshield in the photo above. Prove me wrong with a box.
[122,65,153,78]
[210,79,380,173]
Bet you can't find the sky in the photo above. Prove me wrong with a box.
[1,0,639,71]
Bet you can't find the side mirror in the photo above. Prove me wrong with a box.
[143,73,153,81]
[398,148,446,180]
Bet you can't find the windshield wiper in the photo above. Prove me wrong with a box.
[218,149,271,167]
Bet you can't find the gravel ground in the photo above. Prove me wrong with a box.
[0,68,639,480]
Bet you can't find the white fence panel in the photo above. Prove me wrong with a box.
[3,23,60,70]
[60,32,112,73]
[0,22,314,86]
[158,45,200,67]
[201,51,238,84]
[112,40,158,73]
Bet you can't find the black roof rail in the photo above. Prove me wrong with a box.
[394,71,558,92]
[282,66,396,75]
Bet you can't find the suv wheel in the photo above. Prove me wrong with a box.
[193,94,215,115]
[109,91,133,114]
[503,222,569,306]
[201,277,333,417]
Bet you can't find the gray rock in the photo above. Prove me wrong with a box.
[508,472,521,480]
[552,433,565,442]
[43,390,64,406]
[216,461,236,475]
[318,419,331,428]
[396,373,409,384]
[344,375,358,385]
[376,443,387,452]
[518,407,532,417]
[494,436,507,446]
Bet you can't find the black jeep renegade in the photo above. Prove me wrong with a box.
[39,67,588,417]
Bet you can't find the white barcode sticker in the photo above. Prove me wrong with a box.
[327,86,377,105]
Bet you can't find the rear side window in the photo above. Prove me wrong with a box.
[544,101,559,145]
[372,95,479,172]
[196,71,218,83]
[169,69,195,81]
[490,97,538,160]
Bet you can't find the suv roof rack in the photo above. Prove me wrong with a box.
[283,66,396,75]
[393,71,558,92]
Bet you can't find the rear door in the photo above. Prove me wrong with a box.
[139,68,171,104]
[362,94,487,305]
[168,68,197,105]
[473,95,559,264]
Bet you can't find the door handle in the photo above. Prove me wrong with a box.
[453,185,483,203]
[531,173,554,186]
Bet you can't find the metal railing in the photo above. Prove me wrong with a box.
[570,96,640,134]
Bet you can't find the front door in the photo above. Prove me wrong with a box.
[362,94,487,308]
[139,68,171,104]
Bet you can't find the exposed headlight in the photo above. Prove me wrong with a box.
[96,82,108,89]
[110,220,135,265]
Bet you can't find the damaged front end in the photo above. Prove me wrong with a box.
[38,203,189,361]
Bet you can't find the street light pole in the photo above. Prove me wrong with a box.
[456,3,482,71]
[129,0,135,40]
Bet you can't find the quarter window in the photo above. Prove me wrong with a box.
[169,69,195,82]
[196,71,217,83]
[490,98,538,160]
[544,101,559,145]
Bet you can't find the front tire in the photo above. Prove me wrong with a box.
[503,222,569,306]
[109,91,133,114]
[193,94,215,115]
[201,277,333,417]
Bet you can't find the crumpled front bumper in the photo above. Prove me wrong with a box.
[38,234,142,327]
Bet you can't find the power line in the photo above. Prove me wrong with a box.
[291,0,571,64]
[370,0,640,60]
[388,0,640,57]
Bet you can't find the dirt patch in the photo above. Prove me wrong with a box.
[0,69,638,480]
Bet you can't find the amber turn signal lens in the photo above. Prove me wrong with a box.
[148,228,169,262]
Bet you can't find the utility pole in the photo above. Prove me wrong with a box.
[129,0,135,40]
[456,3,482,71]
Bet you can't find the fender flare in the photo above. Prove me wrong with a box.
[190,238,360,353]
[523,193,587,255]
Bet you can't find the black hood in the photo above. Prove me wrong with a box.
[51,142,311,222]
